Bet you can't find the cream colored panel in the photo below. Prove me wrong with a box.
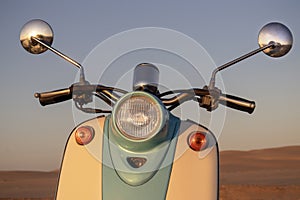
[166,124,218,200]
[56,117,105,200]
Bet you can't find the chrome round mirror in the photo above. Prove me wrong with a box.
[20,19,53,54]
[258,22,293,57]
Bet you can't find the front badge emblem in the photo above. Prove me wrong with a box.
[127,157,147,168]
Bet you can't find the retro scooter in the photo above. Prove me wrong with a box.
[19,20,293,199]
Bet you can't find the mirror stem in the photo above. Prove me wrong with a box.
[31,37,82,69]
[31,36,87,83]
[208,42,276,89]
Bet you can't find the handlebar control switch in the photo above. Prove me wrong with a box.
[72,83,93,106]
[199,86,221,112]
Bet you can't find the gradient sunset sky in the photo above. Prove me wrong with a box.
[0,0,299,171]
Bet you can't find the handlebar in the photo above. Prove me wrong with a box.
[34,84,255,114]
[34,88,72,106]
[159,89,255,114]
[219,93,255,114]
[34,84,127,107]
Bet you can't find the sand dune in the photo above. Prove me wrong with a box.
[219,146,300,200]
[220,146,300,185]
[0,146,299,199]
[0,171,57,199]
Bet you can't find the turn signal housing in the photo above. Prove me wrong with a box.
[188,132,207,151]
[75,126,95,145]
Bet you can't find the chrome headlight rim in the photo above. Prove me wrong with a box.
[111,91,167,142]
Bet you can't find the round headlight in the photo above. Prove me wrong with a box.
[112,92,167,141]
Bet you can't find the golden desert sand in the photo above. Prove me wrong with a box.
[0,146,299,200]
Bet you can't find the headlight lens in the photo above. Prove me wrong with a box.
[112,92,166,141]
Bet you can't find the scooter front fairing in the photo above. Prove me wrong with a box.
[56,114,218,200]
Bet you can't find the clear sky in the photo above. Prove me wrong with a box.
[0,0,299,171]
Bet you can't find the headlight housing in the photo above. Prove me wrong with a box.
[112,91,167,141]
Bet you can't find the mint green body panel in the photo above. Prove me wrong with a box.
[104,114,180,185]
[102,114,180,199]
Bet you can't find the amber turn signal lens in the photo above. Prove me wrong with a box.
[75,126,95,145]
[188,132,207,151]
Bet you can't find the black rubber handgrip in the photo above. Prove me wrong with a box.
[219,94,256,114]
[34,88,72,106]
